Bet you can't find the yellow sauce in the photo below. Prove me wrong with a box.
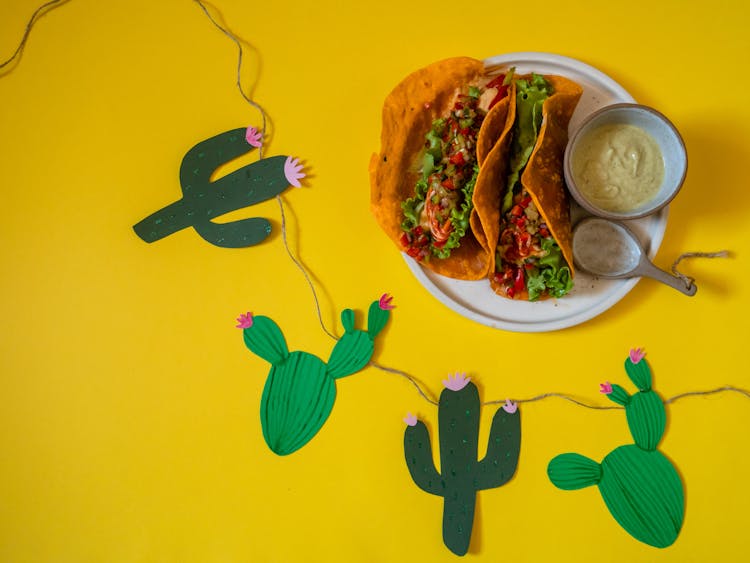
[572,123,664,212]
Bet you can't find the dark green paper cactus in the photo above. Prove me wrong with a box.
[239,295,393,456]
[404,374,521,556]
[547,349,684,548]
[133,127,304,248]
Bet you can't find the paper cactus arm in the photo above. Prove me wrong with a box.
[476,406,521,489]
[606,356,666,451]
[404,419,442,495]
[367,294,394,338]
[242,316,289,364]
[548,453,602,490]
[605,383,631,406]
[133,128,297,247]
[260,351,336,456]
[326,299,392,379]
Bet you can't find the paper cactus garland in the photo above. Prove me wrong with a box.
[403,374,521,556]
[133,126,305,247]
[547,349,685,548]
[239,295,393,455]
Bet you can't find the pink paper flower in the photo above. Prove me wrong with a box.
[442,372,470,392]
[284,156,305,187]
[600,381,613,395]
[629,348,646,364]
[378,293,395,310]
[245,126,263,148]
[235,312,253,329]
[502,399,518,414]
[404,412,418,427]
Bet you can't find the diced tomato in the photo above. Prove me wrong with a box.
[454,102,464,111]
[399,233,410,247]
[512,217,526,228]
[449,152,465,166]
[520,196,532,208]
[441,178,455,190]
[414,225,423,236]
[433,239,447,248]
[513,268,525,293]
[510,205,523,217]
[539,226,550,238]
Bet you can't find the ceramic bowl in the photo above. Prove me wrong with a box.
[563,103,687,220]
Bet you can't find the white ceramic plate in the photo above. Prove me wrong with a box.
[404,52,668,332]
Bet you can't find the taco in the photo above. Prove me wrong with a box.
[486,73,583,300]
[369,57,514,280]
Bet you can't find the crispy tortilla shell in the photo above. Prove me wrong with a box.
[370,57,495,280]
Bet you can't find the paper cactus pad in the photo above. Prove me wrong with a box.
[403,375,521,556]
[547,350,685,548]
[239,295,393,455]
[133,127,304,248]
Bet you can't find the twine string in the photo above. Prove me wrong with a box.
[671,250,730,288]
[192,0,268,158]
[0,0,69,71]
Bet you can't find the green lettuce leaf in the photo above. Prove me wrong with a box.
[502,75,552,213]
[525,238,573,300]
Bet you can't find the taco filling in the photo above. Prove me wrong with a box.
[493,75,573,300]
[400,76,510,261]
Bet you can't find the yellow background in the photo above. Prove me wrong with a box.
[2,0,749,561]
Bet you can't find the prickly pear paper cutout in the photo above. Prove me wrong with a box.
[547,349,684,548]
[403,374,521,556]
[239,296,393,455]
[133,127,305,248]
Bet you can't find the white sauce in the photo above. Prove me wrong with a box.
[572,123,664,212]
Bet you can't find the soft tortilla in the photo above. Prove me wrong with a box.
[488,74,583,299]
[370,57,496,280]
[522,75,582,278]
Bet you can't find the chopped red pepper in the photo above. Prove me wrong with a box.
[441,178,455,190]
[485,75,505,89]
[510,204,523,217]
[485,74,510,110]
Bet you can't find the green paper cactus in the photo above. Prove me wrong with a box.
[238,295,393,456]
[133,127,304,248]
[403,374,521,556]
[547,349,684,548]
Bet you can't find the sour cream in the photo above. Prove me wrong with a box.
[571,123,664,213]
